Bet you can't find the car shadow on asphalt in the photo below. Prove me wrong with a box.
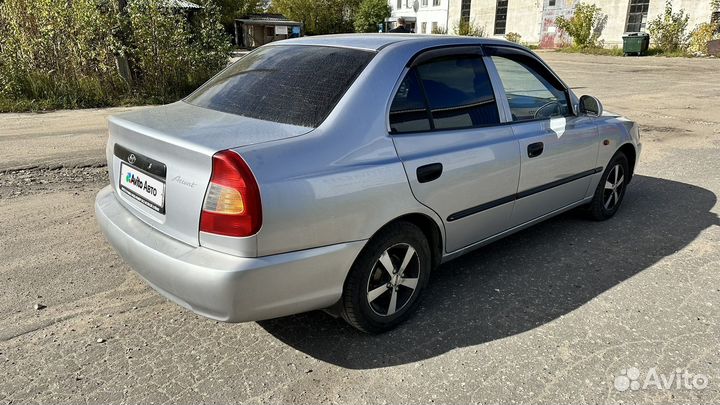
[258,175,720,369]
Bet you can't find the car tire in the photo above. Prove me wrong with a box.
[587,151,629,221]
[340,222,431,334]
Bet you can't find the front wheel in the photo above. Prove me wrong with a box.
[587,152,629,221]
[340,222,431,334]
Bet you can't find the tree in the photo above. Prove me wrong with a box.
[217,0,263,29]
[353,0,389,33]
[271,0,359,34]
[555,2,605,48]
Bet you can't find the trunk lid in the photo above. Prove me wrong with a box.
[106,101,311,247]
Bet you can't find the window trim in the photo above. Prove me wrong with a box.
[386,46,506,135]
[408,45,484,67]
[482,44,577,122]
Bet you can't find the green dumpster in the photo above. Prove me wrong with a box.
[622,32,650,56]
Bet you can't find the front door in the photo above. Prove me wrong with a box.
[390,48,521,253]
[485,46,600,227]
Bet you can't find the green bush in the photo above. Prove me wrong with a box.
[0,0,231,111]
[505,32,521,43]
[0,0,124,108]
[688,22,720,55]
[353,0,391,33]
[453,20,485,37]
[555,2,605,48]
[127,0,230,100]
[647,0,689,53]
[431,25,447,34]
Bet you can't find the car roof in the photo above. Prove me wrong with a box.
[274,33,516,52]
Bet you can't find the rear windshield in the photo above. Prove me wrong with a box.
[185,45,375,128]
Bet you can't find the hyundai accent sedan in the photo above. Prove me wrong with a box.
[96,34,641,333]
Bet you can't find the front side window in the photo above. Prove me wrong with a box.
[625,0,650,32]
[186,45,374,128]
[390,55,500,133]
[491,55,570,121]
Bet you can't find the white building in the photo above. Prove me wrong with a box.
[446,0,717,47]
[387,0,451,34]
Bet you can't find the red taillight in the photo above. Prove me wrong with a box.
[200,150,262,237]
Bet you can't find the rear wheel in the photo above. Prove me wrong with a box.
[587,152,629,221]
[340,222,431,334]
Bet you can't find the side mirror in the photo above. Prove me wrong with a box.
[579,95,603,117]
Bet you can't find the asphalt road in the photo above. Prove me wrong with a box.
[1,52,719,404]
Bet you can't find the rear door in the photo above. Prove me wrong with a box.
[390,47,521,253]
[484,46,600,226]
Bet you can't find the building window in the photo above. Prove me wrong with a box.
[625,0,650,32]
[421,0,428,6]
[433,0,440,5]
[431,21,438,32]
[421,22,427,32]
[460,0,471,23]
[397,0,402,9]
[548,0,555,6]
[494,0,508,35]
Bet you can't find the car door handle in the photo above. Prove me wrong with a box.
[417,163,443,183]
[527,142,544,158]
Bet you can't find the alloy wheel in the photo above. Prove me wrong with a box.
[366,243,421,317]
[603,163,625,210]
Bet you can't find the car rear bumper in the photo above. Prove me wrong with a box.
[95,185,365,322]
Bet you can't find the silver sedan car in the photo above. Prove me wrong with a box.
[96,34,641,333]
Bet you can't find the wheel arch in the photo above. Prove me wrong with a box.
[371,213,444,270]
[617,143,637,182]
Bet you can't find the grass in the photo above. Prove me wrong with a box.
[0,94,165,113]
[0,72,187,113]
[645,48,690,57]
[556,45,692,57]
[556,46,625,56]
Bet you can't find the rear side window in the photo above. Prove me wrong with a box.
[186,45,374,128]
[389,55,500,133]
[389,70,432,133]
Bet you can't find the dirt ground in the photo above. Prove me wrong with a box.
[1,52,719,404]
